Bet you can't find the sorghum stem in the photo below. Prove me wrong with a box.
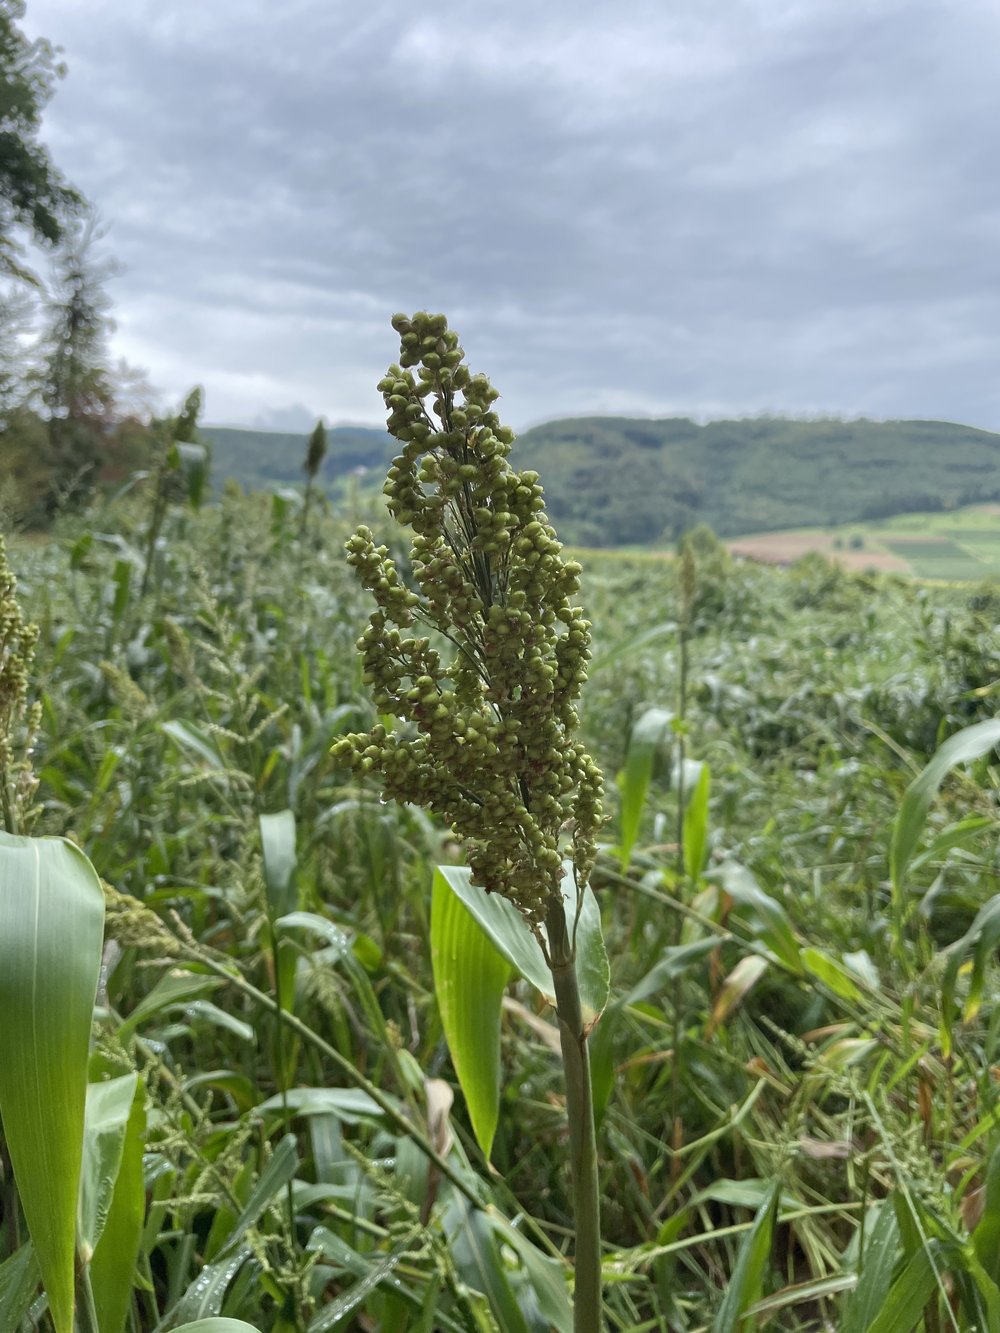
[546,896,603,1333]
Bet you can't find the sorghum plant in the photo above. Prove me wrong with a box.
[0,534,39,835]
[333,312,607,1330]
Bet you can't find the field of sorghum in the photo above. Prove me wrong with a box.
[4,480,1000,1332]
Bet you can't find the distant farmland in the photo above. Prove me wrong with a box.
[727,504,1000,580]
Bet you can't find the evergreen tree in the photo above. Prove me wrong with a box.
[0,0,83,283]
[36,219,115,507]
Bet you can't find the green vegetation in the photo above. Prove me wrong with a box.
[0,0,84,279]
[727,505,1000,581]
[199,424,393,496]
[196,415,1000,552]
[0,3,160,529]
[4,395,1000,1327]
[514,415,1000,546]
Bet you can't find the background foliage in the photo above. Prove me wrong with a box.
[3,488,1000,1329]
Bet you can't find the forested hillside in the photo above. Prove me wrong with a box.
[197,414,1000,545]
[199,424,393,491]
[515,415,1000,545]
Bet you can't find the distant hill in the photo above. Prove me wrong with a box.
[199,424,392,493]
[199,416,1000,546]
[513,416,1000,546]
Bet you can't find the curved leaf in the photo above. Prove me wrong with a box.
[431,870,511,1158]
[88,1075,146,1333]
[79,1073,139,1255]
[890,718,1000,893]
[173,1321,262,1333]
[260,809,297,919]
[435,861,609,1026]
[711,1180,778,1333]
[0,832,105,1333]
[617,706,673,871]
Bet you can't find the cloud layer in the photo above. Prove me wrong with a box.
[22,0,1000,431]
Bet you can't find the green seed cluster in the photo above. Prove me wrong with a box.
[0,535,40,832]
[332,313,604,928]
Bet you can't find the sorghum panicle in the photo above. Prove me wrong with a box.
[332,313,603,930]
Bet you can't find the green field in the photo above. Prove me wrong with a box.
[728,503,1000,580]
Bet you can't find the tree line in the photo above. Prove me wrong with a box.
[0,1,169,528]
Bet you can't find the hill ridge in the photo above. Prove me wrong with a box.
[200,415,1000,547]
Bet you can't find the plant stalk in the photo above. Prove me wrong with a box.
[546,896,603,1333]
[74,1249,101,1333]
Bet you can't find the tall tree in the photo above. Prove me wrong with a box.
[36,219,116,506]
[0,0,82,284]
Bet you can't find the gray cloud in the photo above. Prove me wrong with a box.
[20,0,1000,431]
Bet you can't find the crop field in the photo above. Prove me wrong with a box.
[727,503,1000,581]
[4,479,1000,1333]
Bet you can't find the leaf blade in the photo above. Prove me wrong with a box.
[0,833,105,1333]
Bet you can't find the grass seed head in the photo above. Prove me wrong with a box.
[332,312,604,926]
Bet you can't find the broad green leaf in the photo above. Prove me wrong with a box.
[79,1073,139,1254]
[801,947,863,1003]
[486,1212,573,1333]
[171,1247,254,1325]
[116,969,222,1045]
[88,1075,146,1333]
[0,832,105,1333]
[181,1070,257,1113]
[161,719,226,770]
[940,896,1000,1056]
[589,621,675,674]
[617,706,673,871]
[683,762,711,883]
[691,1178,796,1212]
[974,1140,1000,1286]
[0,1245,40,1332]
[435,861,609,1028]
[444,1194,531,1333]
[184,1000,255,1043]
[865,1242,940,1333]
[717,861,802,974]
[255,1087,389,1122]
[624,936,718,1006]
[841,1204,900,1333]
[890,718,1000,893]
[711,1180,778,1333]
[260,809,297,919]
[431,870,511,1158]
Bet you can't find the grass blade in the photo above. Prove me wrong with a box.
[683,761,711,883]
[260,809,297,919]
[890,718,1000,893]
[865,1242,940,1333]
[618,706,673,872]
[88,1075,147,1333]
[711,1179,778,1333]
[841,1203,900,1333]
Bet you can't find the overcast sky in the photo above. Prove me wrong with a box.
[20,0,1000,433]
